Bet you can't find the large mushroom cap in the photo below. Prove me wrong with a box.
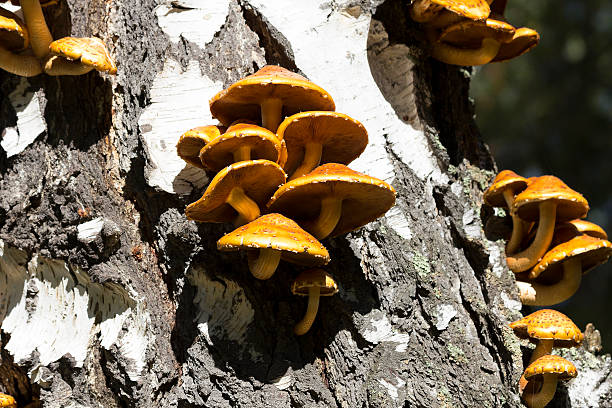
[267,163,396,237]
[217,213,330,266]
[0,393,16,407]
[277,111,368,176]
[209,65,335,127]
[0,7,28,50]
[46,36,117,74]
[523,354,577,381]
[438,16,515,47]
[483,169,528,207]
[199,123,283,172]
[529,234,612,280]
[185,159,286,223]
[176,125,225,169]
[410,0,490,23]
[512,175,589,222]
[493,27,539,62]
[509,309,583,348]
[291,269,338,296]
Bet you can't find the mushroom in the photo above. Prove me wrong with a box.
[522,355,577,408]
[0,393,16,408]
[217,213,330,280]
[19,0,53,59]
[199,123,286,172]
[517,234,612,306]
[0,7,41,76]
[430,15,515,66]
[176,125,225,169]
[409,0,490,24]
[291,268,338,335]
[209,65,335,132]
[507,175,589,272]
[43,36,117,76]
[483,170,530,254]
[185,159,286,226]
[277,111,368,181]
[492,27,540,62]
[553,219,607,242]
[267,163,396,240]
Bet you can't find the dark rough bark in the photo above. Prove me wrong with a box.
[0,0,610,407]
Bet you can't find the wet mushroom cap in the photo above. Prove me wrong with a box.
[523,354,577,381]
[0,393,16,408]
[411,0,490,22]
[438,15,515,47]
[509,309,583,348]
[176,125,225,169]
[209,65,335,127]
[0,7,28,50]
[512,175,589,221]
[277,111,368,175]
[267,163,396,237]
[483,169,528,207]
[199,123,283,172]
[493,27,539,62]
[185,159,286,223]
[217,213,330,266]
[48,36,117,74]
[291,268,338,296]
[529,234,612,280]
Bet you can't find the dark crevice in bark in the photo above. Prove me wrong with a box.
[0,333,40,407]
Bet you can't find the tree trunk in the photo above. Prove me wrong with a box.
[0,0,610,407]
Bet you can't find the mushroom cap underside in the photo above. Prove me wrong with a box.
[438,16,515,47]
[509,309,583,347]
[0,7,28,50]
[291,268,338,296]
[493,27,540,62]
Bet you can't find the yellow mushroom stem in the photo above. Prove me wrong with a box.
[289,142,323,181]
[294,286,321,335]
[260,97,283,133]
[503,188,529,255]
[506,201,557,272]
[522,373,559,408]
[225,187,261,226]
[0,47,42,76]
[307,196,343,240]
[43,56,94,76]
[519,339,554,394]
[232,145,252,162]
[516,258,582,306]
[20,0,53,59]
[431,37,501,66]
[247,248,281,280]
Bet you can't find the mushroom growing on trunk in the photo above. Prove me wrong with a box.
[43,36,117,76]
[0,7,42,76]
[291,269,338,335]
[522,355,577,408]
[176,125,225,169]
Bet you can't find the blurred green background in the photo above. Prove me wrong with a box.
[471,0,612,351]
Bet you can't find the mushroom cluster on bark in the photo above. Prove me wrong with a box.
[484,171,612,306]
[177,65,396,335]
[0,0,116,76]
[409,0,540,65]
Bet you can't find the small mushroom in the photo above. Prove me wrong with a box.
[410,0,490,24]
[492,27,540,62]
[267,163,396,240]
[176,125,225,169]
[43,36,117,76]
[199,123,285,172]
[277,111,368,181]
[553,219,607,242]
[209,65,335,132]
[522,355,577,408]
[19,0,53,58]
[0,7,41,76]
[217,213,330,280]
[185,159,286,226]
[507,175,589,272]
[291,269,338,335]
[0,393,16,408]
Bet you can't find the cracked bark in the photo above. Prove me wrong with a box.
[0,0,610,407]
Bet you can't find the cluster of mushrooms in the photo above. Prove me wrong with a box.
[177,65,396,335]
[0,0,116,77]
[409,0,540,66]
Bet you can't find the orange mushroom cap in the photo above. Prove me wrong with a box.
[483,169,528,207]
[0,393,16,408]
[176,125,225,169]
[410,0,490,23]
[0,7,29,50]
[45,36,117,75]
[523,354,577,381]
[509,309,583,347]
[552,219,608,244]
[493,27,540,62]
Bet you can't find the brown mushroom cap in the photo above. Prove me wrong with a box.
[176,125,225,169]
[291,269,338,296]
[529,234,612,280]
[267,163,396,237]
[512,175,589,222]
[46,36,117,74]
[493,27,540,62]
[509,309,583,348]
[185,159,286,223]
[438,16,516,47]
[277,111,368,177]
[217,213,330,266]
[209,65,335,127]
[523,354,577,381]
[410,0,490,23]
[483,169,528,207]
[0,393,16,408]
[199,123,284,172]
[0,7,28,50]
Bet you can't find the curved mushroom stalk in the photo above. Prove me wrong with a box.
[44,55,94,76]
[431,37,501,66]
[226,187,261,226]
[522,374,559,408]
[518,338,555,394]
[0,47,42,76]
[503,189,531,254]
[517,258,582,306]
[261,97,283,132]
[232,145,252,162]
[507,201,557,272]
[247,248,281,280]
[294,286,321,335]
[19,0,53,59]
[306,196,343,240]
[289,142,323,181]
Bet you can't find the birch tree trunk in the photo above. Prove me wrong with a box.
[0,0,610,407]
